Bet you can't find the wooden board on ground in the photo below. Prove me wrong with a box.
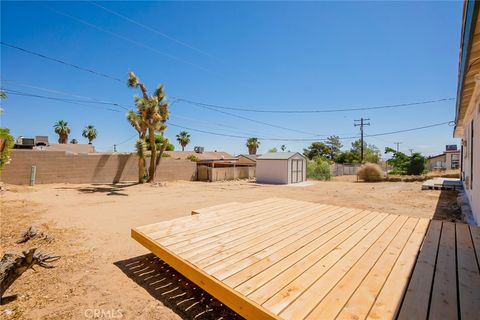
[132,198,480,320]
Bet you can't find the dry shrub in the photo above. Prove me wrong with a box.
[385,175,402,182]
[357,163,384,182]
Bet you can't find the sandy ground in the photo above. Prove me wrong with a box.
[0,177,460,319]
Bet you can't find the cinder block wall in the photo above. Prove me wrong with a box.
[1,150,197,185]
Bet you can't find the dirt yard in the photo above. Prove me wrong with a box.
[0,177,459,319]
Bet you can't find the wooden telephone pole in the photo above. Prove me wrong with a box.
[354,118,370,163]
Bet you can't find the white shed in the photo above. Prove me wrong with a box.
[256,152,307,184]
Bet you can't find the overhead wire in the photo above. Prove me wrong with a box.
[176,97,456,114]
[87,1,221,62]
[43,5,215,74]
[0,41,122,82]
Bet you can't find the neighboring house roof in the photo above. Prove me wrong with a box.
[257,152,305,160]
[427,154,446,160]
[454,0,480,137]
[36,144,96,153]
[238,154,258,161]
[165,151,234,161]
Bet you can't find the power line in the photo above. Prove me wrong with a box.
[168,120,453,142]
[1,88,130,110]
[1,41,122,82]
[177,97,455,114]
[44,5,215,74]
[175,99,328,137]
[1,89,126,112]
[87,1,221,62]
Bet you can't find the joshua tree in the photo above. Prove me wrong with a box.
[127,110,148,183]
[127,71,169,183]
[176,131,191,151]
[82,125,97,144]
[281,144,286,152]
[246,137,260,155]
[53,120,70,144]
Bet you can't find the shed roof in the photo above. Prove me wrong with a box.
[257,152,305,160]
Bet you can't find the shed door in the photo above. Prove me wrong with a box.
[291,159,304,183]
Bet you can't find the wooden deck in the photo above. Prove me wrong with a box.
[132,198,480,320]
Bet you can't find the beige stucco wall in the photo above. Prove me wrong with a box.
[1,150,197,185]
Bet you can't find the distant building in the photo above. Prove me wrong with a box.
[237,154,258,165]
[427,146,460,171]
[454,0,480,224]
[164,151,234,161]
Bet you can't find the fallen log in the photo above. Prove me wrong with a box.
[0,248,60,297]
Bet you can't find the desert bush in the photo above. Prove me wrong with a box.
[0,128,14,172]
[357,163,384,182]
[307,158,331,181]
[186,155,198,162]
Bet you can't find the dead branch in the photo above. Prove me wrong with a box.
[17,225,53,244]
[0,248,60,297]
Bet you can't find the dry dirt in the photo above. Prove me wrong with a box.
[0,177,459,319]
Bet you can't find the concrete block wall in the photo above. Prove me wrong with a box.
[1,150,196,185]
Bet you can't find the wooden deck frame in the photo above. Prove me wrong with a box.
[132,228,279,320]
[132,199,480,320]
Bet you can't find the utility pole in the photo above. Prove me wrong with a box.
[408,148,414,155]
[113,144,117,152]
[354,118,370,163]
[394,142,402,152]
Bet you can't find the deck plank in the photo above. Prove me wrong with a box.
[158,201,313,247]
[456,223,480,320]
[244,212,385,305]
[311,217,417,320]
[180,204,335,263]
[367,218,430,320]
[137,198,280,236]
[278,214,399,319]
[200,205,340,274]
[178,204,339,260]
[396,220,442,320]
[429,222,458,320]
[225,208,368,289]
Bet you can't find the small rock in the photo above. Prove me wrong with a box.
[3,309,13,316]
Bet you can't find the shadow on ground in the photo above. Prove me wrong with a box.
[433,189,462,222]
[56,183,138,196]
[115,254,243,320]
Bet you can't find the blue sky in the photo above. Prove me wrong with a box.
[1,1,462,157]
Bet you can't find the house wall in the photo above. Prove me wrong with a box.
[427,155,447,171]
[1,150,197,185]
[461,92,480,224]
[256,159,289,184]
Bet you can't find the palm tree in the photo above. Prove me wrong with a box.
[128,71,169,183]
[176,131,191,151]
[281,144,286,152]
[246,137,260,155]
[82,125,98,144]
[53,120,70,144]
